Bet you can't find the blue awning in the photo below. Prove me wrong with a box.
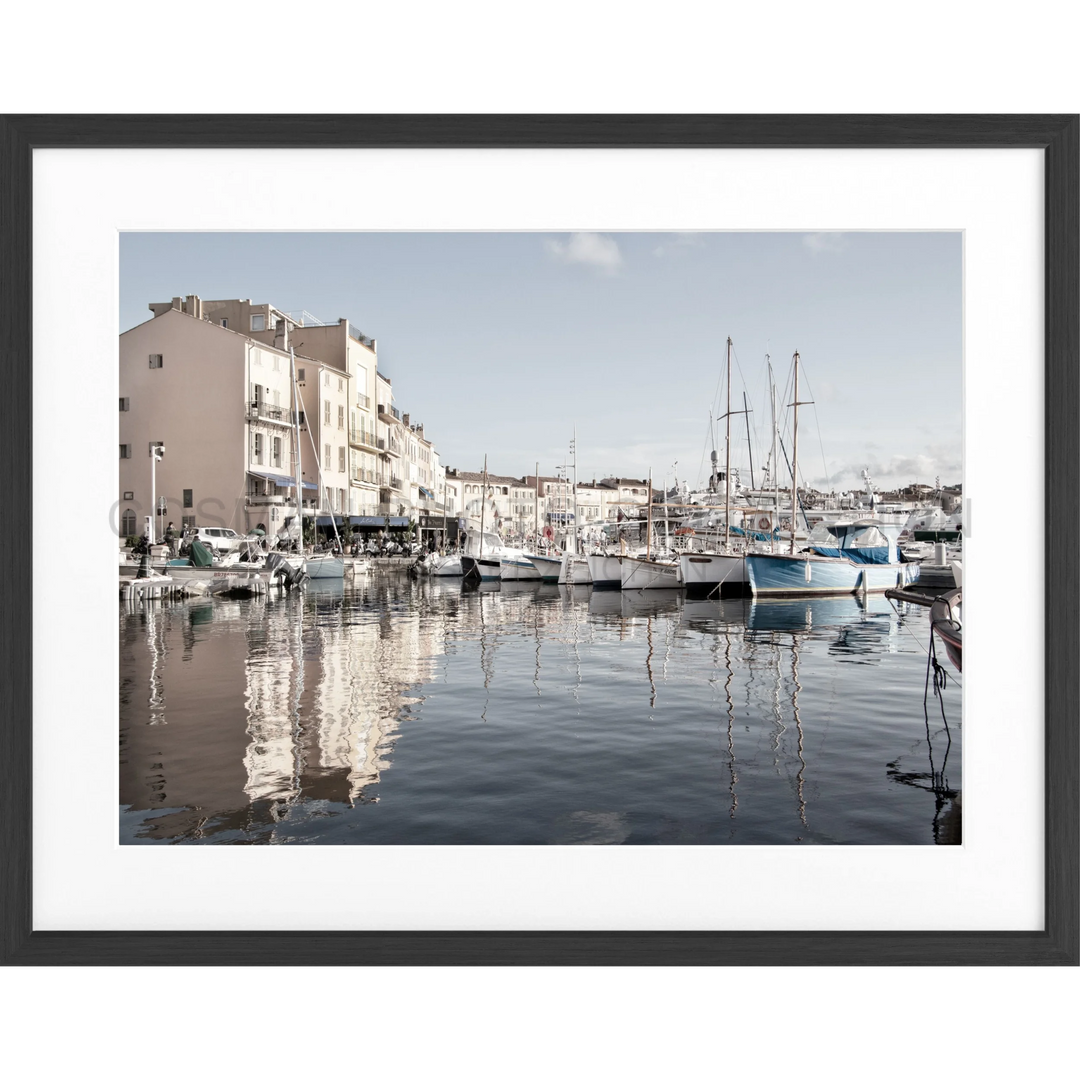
[419,486,434,499]
[349,515,385,526]
[249,469,317,491]
[388,517,411,527]
[315,515,346,527]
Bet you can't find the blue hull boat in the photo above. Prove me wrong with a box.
[746,552,919,598]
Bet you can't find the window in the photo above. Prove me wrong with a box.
[251,314,265,331]
[148,354,163,369]
[338,378,344,392]
[324,401,331,426]
[221,318,228,328]
[338,405,345,429]
[324,372,330,387]
[338,446,346,472]
[273,354,280,372]
[297,367,306,383]
[253,433,263,464]
[119,397,129,411]
[119,444,131,458]
[272,437,282,468]
[120,509,137,537]
[183,489,193,508]
[123,491,134,500]
[324,443,331,470]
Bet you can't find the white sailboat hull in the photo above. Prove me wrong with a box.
[558,552,592,585]
[526,553,563,582]
[500,553,541,581]
[586,553,623,589]
[679,551,747,596]
[621,556,681,590]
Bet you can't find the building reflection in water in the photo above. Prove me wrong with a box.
[120,580,452,840]
[119,580,960,844]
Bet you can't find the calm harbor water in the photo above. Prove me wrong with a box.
[119,575,961,845]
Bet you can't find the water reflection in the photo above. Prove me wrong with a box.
[119,579,960,844]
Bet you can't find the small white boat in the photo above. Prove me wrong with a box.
[305,553,345,580]
[431,553,464,577]
[462,527,503,582]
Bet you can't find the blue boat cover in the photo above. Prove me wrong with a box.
[812,544,892,564]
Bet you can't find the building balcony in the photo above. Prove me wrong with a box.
[247,401,293,424]
[349,428,377,449]
[247,493,290,506]
[355,393,371,410]
[379,475,402,492]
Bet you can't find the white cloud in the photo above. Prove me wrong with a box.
[544,232,623,275]
[802,232,848,254]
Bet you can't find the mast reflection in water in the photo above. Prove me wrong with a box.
[119,579,960,844]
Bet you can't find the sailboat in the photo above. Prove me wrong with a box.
[502,460,544,581]
[620,468,682,590]
[461,455,503,582]
[679,336,749,598]
[558,430,591,585]
[745,351,918,597]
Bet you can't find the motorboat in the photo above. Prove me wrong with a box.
[930,587,962,672]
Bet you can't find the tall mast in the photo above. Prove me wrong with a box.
[743,390,755,492]
[790,350,800,555]
[646,467,653,558]
[570,428,578,555]
[291,347,303,545]
[725,335,732,552]
[769,357,778,553]
[534,460,539,551]
[480,453,488,557]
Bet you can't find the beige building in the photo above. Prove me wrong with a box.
[119,306,306,541]
[279,316,381,518]
[375,372,408,526]
[597,477,652,520]
[297,358,352,524]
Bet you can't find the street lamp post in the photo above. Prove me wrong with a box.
[150,444,165,543]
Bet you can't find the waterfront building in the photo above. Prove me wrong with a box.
[119,304,304,540]
[456,470,520,535]
[273,314,381,519]
[300,358,352,531]
[526,475,574,533]
[375,372,410,536]
[597,477,651,520]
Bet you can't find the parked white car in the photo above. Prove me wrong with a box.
[187,526,245,554]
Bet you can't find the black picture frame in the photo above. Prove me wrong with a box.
[1,115,1076,966]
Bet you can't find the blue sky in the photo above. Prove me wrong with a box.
[120,231,962,493]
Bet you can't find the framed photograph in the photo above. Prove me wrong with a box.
[1,115,1075,965]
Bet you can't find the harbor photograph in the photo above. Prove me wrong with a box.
[118,230,963,845]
